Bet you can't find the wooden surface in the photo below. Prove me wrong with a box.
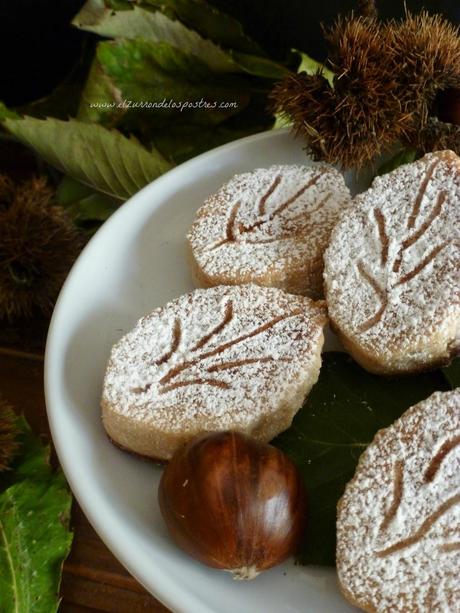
[0,319,171,613]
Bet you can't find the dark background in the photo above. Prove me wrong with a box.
[0,0,458,107]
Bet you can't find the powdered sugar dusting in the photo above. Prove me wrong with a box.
[188,164,351,293]
[337,389,460,612]
[324,151,460,367]
[102,285,326,432]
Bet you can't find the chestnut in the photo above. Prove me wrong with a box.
[158,431,307,579]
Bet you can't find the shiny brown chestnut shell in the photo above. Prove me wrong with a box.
[158,431,307,579]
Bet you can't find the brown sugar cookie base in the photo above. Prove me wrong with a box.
[329,319,460,376]
[336,389,460,613]
[188,164,351,298]
[106,433,167,465]
[188,244,324,298]
[101,285,327,461]
[324,150,460,376]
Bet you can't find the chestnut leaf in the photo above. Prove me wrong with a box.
[273,352,452,566]
[0,418,73,613]
[124,0,265,55]
[73,2,287,78]
[3,116,172,200]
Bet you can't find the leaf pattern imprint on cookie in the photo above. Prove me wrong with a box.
[357,162,450,333]
[380,460,404,531]
[376,437,460,556]
[132,300,302,394]
[376,494,460,557]
[208,171,325,250]
[357,261,388,332]
[424,435,460,483]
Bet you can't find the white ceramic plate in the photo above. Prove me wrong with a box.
[45,129,369,613]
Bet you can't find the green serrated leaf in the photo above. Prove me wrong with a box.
[73,193,119,222]
[0,102,20,121]
[90,0,265,55]
[230,50,289,80]
[442,357,460,389]
[56,175,94,206]
[274,353,449,566]
[73,3,287,79]
[136,0,264,54]
[80,39,250,127]
[294,49,334,86]
[74,4,238,72]
[77,57,125,125]
[0,479,72,613]
[57,176,120,223]
[141,91,270,161]
[152,122,265,163]
[377,148,419,175]
[0,418,73,613]
[3,116,172,200]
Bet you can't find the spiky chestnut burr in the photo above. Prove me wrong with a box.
[0,175,82,321]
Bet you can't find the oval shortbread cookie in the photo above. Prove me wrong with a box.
[324,150,460,375]
[188,164,351,298]
[337,389,460,613]
[102,285,327,460]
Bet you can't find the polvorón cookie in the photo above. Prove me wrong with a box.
[102,284,327,460]
[324,150,460,375]
[188,164,351,298]
[337,388,460,613]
